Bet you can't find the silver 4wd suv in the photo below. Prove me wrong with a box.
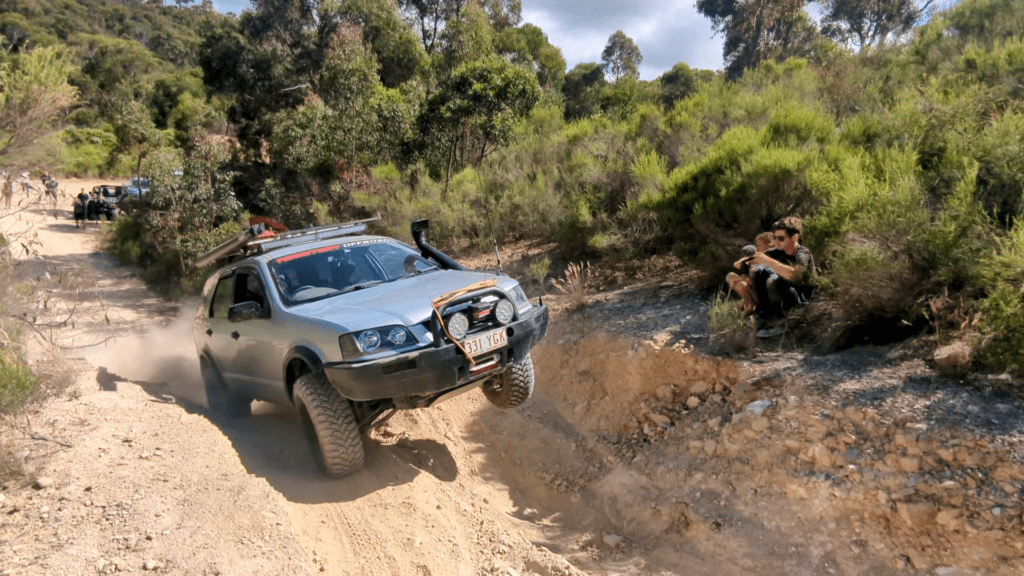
[193,219,549,476]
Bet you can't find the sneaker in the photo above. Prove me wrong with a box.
[756,325,786,339]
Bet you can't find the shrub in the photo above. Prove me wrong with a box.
[975,220,1024,371]
[61,127,118,176]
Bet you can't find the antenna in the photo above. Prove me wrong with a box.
[476,169,503,274]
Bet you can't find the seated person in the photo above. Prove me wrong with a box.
[746,216,816,337]
[726,231,774,313]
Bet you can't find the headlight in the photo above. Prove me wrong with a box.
[446,312,469,340]
[339,325,416,359]
[386,327,407,345]
[494,299,514,325]
[509,285,531,310]
[357,330,381,352]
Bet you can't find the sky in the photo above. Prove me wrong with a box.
[208,1,725,79]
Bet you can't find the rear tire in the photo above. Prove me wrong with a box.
[482,354,534,409]
[199,356,252,418]
[294,371,364,477]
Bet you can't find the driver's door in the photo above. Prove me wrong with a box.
[221,267,282,402]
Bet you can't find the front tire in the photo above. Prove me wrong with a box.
[200,356,251,418]
[294,371,365,477]
[482,354,534,409]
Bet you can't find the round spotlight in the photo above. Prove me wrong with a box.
[387,327,407,345]
[494,299,515,325]
[357,329,381,352]
[446,312,469,340]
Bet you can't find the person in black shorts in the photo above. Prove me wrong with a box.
[747,216,816,338]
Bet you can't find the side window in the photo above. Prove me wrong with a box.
[209,274,234,319]
[234,269,267,309]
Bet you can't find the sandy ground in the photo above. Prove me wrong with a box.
[1,179,1023,575]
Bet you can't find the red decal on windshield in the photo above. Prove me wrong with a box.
[275,244,341,263]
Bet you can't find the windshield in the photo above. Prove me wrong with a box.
[267,240,436,305]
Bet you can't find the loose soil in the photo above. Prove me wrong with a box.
[1,180,1022,575]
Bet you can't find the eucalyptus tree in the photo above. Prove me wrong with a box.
[419,54,539,190]
[601,30,642,81]
[697,0,819,79]
[819,0,934,53]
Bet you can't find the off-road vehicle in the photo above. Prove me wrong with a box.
[193,219,549,476]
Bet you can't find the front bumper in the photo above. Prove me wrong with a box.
[323,304,549,404]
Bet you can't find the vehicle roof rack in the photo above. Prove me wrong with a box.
[193,216,379,269]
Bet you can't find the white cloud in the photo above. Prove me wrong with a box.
[522,1,723,79]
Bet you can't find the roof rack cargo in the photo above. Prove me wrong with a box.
[193,216,379,269]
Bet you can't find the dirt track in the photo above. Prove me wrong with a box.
[2,183,1023,575]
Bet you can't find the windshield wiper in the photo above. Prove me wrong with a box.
[340,280,385,294]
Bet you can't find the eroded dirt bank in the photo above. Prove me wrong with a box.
[2,191,1023,575]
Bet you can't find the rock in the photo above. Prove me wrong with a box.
[703,440,717,456]
[750,417,769,433]
[707,416,722,429]
[898,456,921,473]
[143,560,158,571]
[0,493,5,504]
[656,385,674,401]
[689,381,710,395]
[33,477,55,489]
[602,533,624,547]
[934,341,972,377]
[686,396,700,409]
[746,400,772,416]
[934,568,957,576]
[646,413,672,428]
[898,502,938,529]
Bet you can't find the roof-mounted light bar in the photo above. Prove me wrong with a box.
[193,216,380,269]
[250,217,378,253]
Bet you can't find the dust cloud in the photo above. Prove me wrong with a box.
[80,302,207,407]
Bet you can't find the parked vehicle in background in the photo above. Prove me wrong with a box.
[192,218,549,477]
[122,176,149,197]
[80,184,124,221]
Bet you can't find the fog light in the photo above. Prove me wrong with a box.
[494,299,514,325]
[446,312,469,340]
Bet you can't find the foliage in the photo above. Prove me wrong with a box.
[819,0,932,52]
[659,62,699,110]
[61,126,118,176]
[697,0,822,79]
[0,45,78,168]
[107,139,242,292]
[601,30,642,81]
[561,62,606,121]
[419,55,540,183]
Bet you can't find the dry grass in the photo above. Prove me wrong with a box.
[0,436,31,484]
[550,261,591,306]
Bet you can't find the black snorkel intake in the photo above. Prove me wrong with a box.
[411,219,464,271]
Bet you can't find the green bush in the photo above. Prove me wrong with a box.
[62,127,118,176]
[976,219,1024,371]
[0,350,37,413]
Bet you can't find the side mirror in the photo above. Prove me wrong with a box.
[228,301,265,322]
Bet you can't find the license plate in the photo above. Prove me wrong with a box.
[462,328,507,357]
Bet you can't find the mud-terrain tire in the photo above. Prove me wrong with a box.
[199,356,252,418]
[482,354,534,409]
[294,371,365,477]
